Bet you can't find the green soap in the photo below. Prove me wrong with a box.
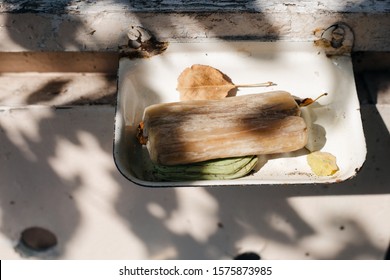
[153,156,258,181]
[154,156,255,175]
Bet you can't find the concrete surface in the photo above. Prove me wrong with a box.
[0,51,389,260]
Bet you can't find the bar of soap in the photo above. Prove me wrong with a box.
[141,91,308,165]
[307,151,339,176]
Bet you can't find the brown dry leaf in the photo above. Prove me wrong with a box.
[295,93,328,107]
[177,64,237,101]
[177,64,276,101]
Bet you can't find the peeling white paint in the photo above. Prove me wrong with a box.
[0,1,388,51]
[1,1,388,13]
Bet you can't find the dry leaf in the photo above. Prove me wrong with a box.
[307,151,339,176]
[136,121,148,145]
[177,64,237,101]
[295,93,328,107]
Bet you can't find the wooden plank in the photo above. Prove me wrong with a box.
[0,52,118,73]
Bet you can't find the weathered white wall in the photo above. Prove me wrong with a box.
[0,0,389,51]
[1,0,389,13]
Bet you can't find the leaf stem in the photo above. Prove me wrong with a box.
[235,81,276,88]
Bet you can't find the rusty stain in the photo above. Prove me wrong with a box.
[314,38,332,48]
[324,46,352,57]
[313,28,324,36]
[314,37,352,55]
[313,23,354,57]
[286,171,313,177]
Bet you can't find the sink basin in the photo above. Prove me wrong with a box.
[113,41,366,187]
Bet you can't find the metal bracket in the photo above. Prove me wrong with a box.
[314,22,354,56]
[119,26,169,59]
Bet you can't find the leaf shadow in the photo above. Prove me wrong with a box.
[26,79,71,105]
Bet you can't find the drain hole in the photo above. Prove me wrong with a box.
[234,252,261,260]
[19,227,58,251]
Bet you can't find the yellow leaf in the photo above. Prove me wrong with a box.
[307,151,339,176]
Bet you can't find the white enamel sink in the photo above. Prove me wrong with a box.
[113,41,366,187]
